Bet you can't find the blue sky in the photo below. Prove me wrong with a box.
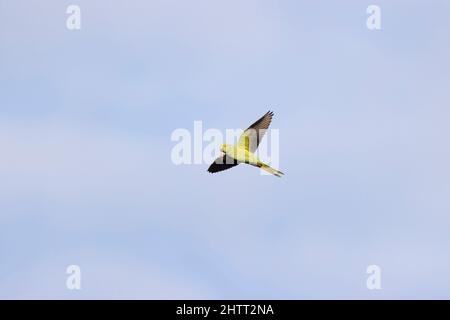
[1,0,450,299]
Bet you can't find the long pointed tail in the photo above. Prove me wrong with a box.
[258,163,284,177]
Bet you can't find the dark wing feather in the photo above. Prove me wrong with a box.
[238,111,274,152]
[246,110,274,132]
[207,155,239,173]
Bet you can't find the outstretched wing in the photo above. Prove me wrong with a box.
[237,111,273,152]
[207,155,239,174]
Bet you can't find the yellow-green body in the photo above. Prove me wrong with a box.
[221,144,259,165]
[220,143,283,177]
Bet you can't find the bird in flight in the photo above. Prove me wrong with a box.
[207,111,284,177]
